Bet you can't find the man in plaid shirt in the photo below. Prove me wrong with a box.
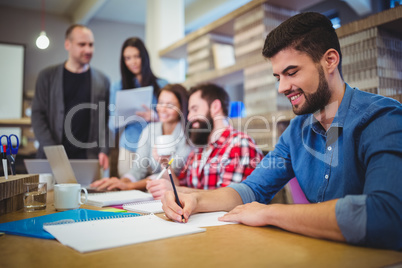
[147,83,263,199]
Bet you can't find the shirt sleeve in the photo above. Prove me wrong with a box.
[31,68,58,149]
[228,182,257,204]
[336,103,402,250]
[171,140,192,177]
[219,136,263,187]
[241,126,296,204]
[178,151,194,186]
[124,124,151,181]
[335,195,367,244]
[108,81,120,132]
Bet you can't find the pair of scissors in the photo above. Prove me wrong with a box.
[0,134,19,175]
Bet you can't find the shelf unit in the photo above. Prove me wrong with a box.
[160,0,326,88]
[160,2,402,90]
[158,1,402,150]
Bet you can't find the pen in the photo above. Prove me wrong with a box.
[2,145,8,180]
[167,167,185,223]
[154,158,174,180]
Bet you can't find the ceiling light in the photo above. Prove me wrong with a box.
[36,31,49,49]
[36,0,49,50]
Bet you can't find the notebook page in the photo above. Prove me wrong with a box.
[43,214,205,253]
[85,190,153,207]
[123,200,163,214]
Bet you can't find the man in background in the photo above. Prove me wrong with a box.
[146,83,263,199]
[32,24,110,169]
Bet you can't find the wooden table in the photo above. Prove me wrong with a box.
[0,191,401,268]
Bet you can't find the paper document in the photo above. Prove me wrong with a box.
[115,86,153,128]
[85,190,153,207]
[185,211,238,227]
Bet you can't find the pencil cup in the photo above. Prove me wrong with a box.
[23,182,47,212]
[54,184,88,211]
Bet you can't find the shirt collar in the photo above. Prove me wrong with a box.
[208,126,234,147]
[195,126,234,153]
[331,83,354,128]
[310,83,354,134]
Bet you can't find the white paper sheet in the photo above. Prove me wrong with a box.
[114,86,153,128]
[184,211,238,227]
[44,214,205,253]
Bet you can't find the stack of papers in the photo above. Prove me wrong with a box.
[85,190,153,207]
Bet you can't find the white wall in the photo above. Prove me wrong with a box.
[0,6,145,96]
[146,0,185,83]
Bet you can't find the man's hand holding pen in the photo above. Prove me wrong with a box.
[161,191,197,223]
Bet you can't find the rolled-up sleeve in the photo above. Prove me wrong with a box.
[336,195,367,244]
[228,183,257,204]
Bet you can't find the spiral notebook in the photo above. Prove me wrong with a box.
[0,209,140,239]
[123,200,163,214]
[43,214,205,253]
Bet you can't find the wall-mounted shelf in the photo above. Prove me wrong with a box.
[160,1,402,89]
[159,0,326,59]
[0,117,31,128]
[158,1,402,149]
[336,5,402,38]
[182,53,266,87]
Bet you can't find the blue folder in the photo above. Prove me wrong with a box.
[0,209,140,239]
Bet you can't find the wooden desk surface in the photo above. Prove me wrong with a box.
[0,192,401,268]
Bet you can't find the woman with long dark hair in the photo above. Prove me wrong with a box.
[109,37,168,176]
[92,84,191,191]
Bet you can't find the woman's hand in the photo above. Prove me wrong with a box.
[90,177,132,191]
[136,105,157,122]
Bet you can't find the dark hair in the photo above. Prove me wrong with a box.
[158,84,189,130]
[189,83,230,116]
[120,37,160,96]
[262,12,343,78]
[65,24,89,40]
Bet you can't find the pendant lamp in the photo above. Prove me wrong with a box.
[36,0,50,49]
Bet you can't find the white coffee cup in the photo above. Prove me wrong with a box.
[54,183,88,211]
[39,173,54,191]
[155,135,176,156]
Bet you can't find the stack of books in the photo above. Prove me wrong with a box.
[234,3,296,116]
[340,27,402,102]
[242,59,292,116]
[186,33,234,77]
[233,3,297,63]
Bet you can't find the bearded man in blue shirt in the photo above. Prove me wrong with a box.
[161,12,402,250]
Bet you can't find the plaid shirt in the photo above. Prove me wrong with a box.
[178,126,263,189]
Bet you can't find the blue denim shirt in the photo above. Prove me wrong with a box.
[108,78,168,151]
[229,84,402,250]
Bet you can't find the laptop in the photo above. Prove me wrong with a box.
[37,145,102,189]
[24,159,101,187]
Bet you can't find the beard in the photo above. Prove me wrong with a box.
[187,113,214,147]
[292,66,331,115]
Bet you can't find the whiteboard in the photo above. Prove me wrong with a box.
[0,43,24,138]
